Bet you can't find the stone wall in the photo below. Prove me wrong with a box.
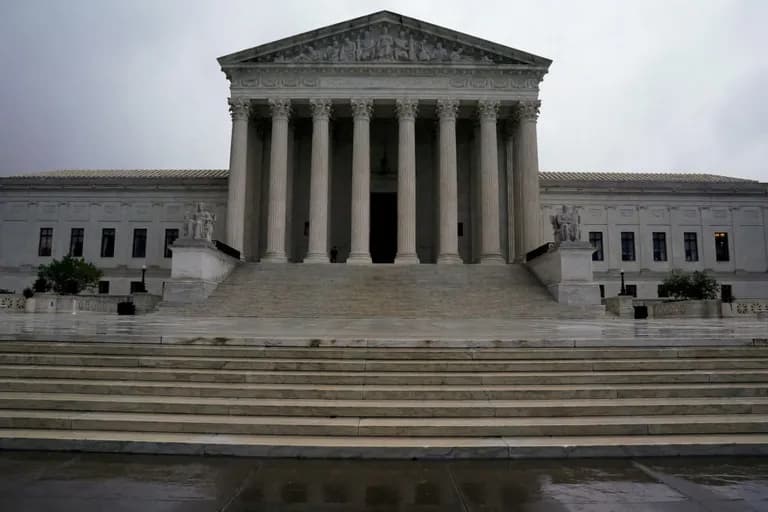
[0,294,25,311]
[27,293,161,314]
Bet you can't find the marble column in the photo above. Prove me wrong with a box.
[263,98,291,263]
[504,120,519,262]
[515,100,542,257]
[395,98,419,264]
[225,97,250,257]
[436,99,461,264]
[304,98,332,263]
[477,99,504,264]
[347,98,373,264]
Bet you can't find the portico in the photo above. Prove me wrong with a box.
[219,11,550,264]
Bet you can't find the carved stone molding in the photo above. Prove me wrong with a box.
[228,97,251,121]
[350,98,374,120]
[436,99,459,121]
[515,100,541,122]
[309,98,333,120]
[477,99,500,121]
[395,98,419,120]
[268,98,292,120]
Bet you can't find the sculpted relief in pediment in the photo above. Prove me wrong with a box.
[257,23,504,65]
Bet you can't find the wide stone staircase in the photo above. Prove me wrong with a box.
[1,339,768,457]
[171,263,602,318]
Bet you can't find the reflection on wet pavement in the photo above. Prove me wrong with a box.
[1,453,767,511]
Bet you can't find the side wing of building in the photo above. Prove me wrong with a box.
[541,173,768,299]
[0,171,227,295]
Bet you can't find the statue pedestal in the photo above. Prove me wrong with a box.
[526,241,601,306]
[162,239,239,304]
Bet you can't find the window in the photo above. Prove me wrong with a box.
[625,284,637,297]
[164,229,179,258]
[69,228,84,257]
[715,232,729,262]
[684,232,698,262]
[130,281,144,293]
[621,232,635,261]
[652,232,667,262]
[457,222,464,237]
[100,228,116,258]
[598,284,605,299]
[658,284,669,298]
[132,228,147,258]
[721,284,733,303]
[98,281,110,294]
[38,228,53,257]
[589,232,604,261]
[303,221,309,237]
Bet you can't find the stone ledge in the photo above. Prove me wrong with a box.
[2,431,768,459]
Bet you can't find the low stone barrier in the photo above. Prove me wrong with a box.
[26,293,161,314]
[0,294,25,311]
[722,300,768,318]
[650,299,722,319]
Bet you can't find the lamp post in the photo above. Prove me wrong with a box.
[141,264,147,293]
[619,268,626,296]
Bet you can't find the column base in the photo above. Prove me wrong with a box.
[262,252,288,263]
[437,253,462,264]
[395,253,420,265]
[303,253,329,264]
[346,253,372,265]
[480,254,506,265]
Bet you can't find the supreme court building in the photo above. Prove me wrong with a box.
[1,11,767,303]
[219,11,549,266]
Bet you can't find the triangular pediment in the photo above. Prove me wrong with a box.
[219,11,551,68]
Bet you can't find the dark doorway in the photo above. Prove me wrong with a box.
[370,193,397,263]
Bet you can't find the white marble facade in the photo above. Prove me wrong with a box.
[218,12,550,266]
[0,12,766,300]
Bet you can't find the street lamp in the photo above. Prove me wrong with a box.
[141,264,147,293]
[619,268,626,296]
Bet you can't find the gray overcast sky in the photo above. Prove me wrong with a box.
[0,0,766,180]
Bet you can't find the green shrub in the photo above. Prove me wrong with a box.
[32,277,50,293]
[660,270,719,300]
[22,288,34,299]
[37,256,103,295]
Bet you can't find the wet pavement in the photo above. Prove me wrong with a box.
[1,310,767,344]
[1,452,767,511]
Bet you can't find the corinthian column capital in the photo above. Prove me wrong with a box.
[436,99,459,121]
[515,100,541,122]
[309,98,332,120]
[395,98,419,120]
[228,97,251,121]
[350,98,373,120]
[477,99,500,121]
[268,98,292,120]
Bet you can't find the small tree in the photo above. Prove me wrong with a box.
[32,276,51,293]
[660,270,719,300]
[37,256,102,295]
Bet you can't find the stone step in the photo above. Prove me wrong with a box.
[2,353,766,372]
[180,262,604,319]
[3,429,768,458]
[4,342,768,360]
[2,409,767,437]
[1,392,766,418]
[3,365,768,385]
[4,378,768,400]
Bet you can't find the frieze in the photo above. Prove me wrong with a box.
[231,74,540,92]
[253,23,509,65]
